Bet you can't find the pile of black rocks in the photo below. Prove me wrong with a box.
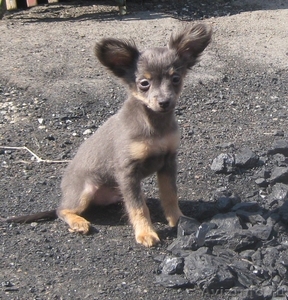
[155,139,288,299]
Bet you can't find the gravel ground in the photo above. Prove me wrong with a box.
[1,0,288,299]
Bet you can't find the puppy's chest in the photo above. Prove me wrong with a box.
[129,131,180,160]
[139,154,167,177]
[129,131,180,175]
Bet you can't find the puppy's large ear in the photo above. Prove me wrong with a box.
[169,24,212,69]
[95,39,139,80]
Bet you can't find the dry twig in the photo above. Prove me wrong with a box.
[0,146,69,164]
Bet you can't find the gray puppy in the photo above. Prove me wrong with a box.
[5,24,211,247]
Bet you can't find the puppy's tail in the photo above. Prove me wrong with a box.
[1,210,57,223]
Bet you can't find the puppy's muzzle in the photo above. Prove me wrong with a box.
[158,99,170,110]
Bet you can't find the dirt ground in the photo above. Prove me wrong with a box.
[1,0,288,299]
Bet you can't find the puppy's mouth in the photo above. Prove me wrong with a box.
[159,107,174,113]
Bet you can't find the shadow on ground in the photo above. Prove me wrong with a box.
[3,0,288,23]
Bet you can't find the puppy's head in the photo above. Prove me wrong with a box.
[95,24,212,113]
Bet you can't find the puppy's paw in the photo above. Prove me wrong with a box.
[166,210,184,227]
[135,229,160,247]
[67,216,90,234]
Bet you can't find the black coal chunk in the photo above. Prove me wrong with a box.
[272,153,287,167]
[228,229,260,252]
[263,183,288,209]
[204,213,243,248]
[156,140,288,297]
[255,177,269,187]
[212,187,241,212]
[262,247,280,275]
[278,200,288,224]
[235,147,259,168]
[159,256,184,275]
[276,250,288,279]
[210,212,242,231]
[228,259,262,287]
[236,210,265,225]
[177,216,200,237]
[167,235,198,255]
[269,183,288,202]
[184,251,236,291]
[210,148,259,174]
[210,153,235,174]
[268,139,288,156]
[269,167,288,184]
[155,274,192,288]
[213,247,265,287]
[232,202,261,212]
[248,224,273,241]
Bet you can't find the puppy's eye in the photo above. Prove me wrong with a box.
[172,74,181,85]
[139,79,150,91]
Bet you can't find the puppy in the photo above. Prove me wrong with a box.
[4,24,211,247]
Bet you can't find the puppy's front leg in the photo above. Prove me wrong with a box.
[157,154,183,227]
[118,174,159,247]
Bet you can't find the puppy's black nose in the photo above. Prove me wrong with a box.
[158,100,170,109]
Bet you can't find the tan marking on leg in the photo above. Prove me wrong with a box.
[58,209,91,234]
[58,185,95,234]
[128,201,159,247]
[157,173,183,227]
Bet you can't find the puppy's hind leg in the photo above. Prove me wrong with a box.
[57,182,96,234]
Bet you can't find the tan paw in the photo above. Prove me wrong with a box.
[135,230,160,247]
[68,216,90,234]
[166,210,184,227]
